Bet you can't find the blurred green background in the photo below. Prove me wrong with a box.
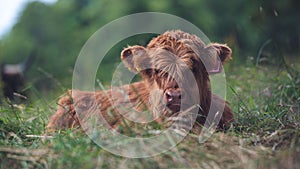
[0,0,299,100]
[0,1,299,168]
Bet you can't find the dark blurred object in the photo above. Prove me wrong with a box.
[1,52,35,100]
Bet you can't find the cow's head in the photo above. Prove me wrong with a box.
[121,31,232,122]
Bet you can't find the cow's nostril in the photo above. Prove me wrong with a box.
[166,91,173,102]
[165,90,182,103]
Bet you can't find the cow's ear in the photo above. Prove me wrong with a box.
[121,45,150,73]
[205,43,232,74]
[209,43,232,63]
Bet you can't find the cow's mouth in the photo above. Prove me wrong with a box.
[166,103,181,113]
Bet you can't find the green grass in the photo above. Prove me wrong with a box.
[0,62,299,169]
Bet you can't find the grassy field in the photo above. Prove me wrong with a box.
[0,61,299,169]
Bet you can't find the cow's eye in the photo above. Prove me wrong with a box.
[144,69,153,76]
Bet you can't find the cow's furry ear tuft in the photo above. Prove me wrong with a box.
[205,43,232,74]
[121,45,147,73]
[121,46,151,74]
[209,43,232,63]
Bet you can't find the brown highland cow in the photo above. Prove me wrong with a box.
[47,30,235,134]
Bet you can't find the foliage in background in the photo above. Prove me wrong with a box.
[0,0,299,95]
[0,0,299,168]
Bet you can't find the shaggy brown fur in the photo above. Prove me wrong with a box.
[47,30,235,133]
